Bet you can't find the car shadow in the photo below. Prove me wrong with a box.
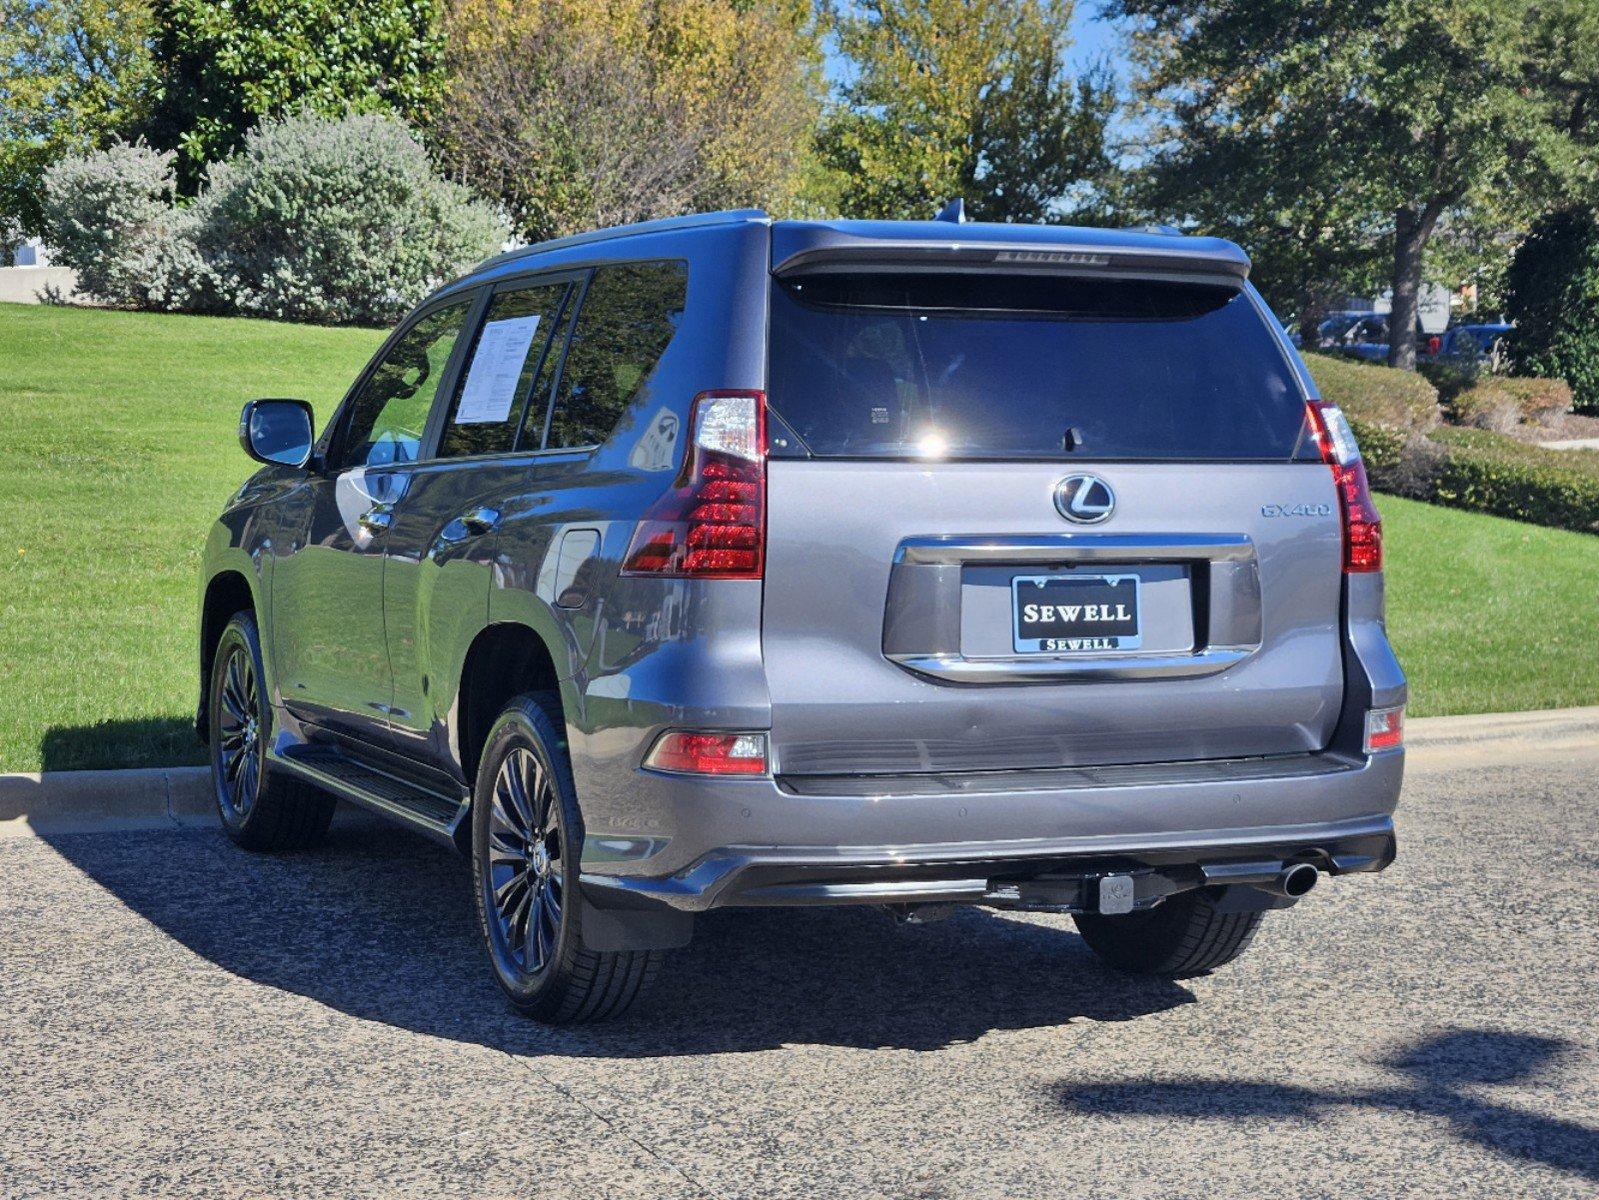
[1055,1028,1599,1184]
[41,809,1194,1058]
[39,717,203,772]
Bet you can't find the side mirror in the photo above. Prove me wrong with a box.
[239,399,315,468]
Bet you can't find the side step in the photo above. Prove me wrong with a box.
[272,744,468,844]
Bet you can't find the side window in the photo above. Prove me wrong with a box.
[543,261,688,450]
[333,300,472,470]
[437,282,568,459]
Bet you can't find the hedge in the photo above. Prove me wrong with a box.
[1303,353,1599,535]
[1302,352,1441,432]
[1447,376,1574,432]
[1363,425,1599,534]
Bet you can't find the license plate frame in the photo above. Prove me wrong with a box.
[1011,573,1143,654]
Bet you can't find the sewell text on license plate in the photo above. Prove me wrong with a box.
[1011,573,1142,654]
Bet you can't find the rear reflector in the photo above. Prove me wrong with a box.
[622,390,766,578]
[1307,400,1383,573]
[1363,705,1404,753]
[643,730,769,775]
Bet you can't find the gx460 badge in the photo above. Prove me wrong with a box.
[1261,502,1334,517]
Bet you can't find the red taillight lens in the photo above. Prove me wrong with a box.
[1307,400,1383,573]
[1363,705,1404,753]
[643,730,768,775]
[1425,335,1442,356]
[622,390,766,578]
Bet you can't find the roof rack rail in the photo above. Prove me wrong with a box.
[1126,222,1184,237]
[474,208,771,272]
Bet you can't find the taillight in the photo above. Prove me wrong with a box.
[643,730,768,775]
[1307,400,1383,573]
[1425,334,1442,356]
[1363,705,1404,753]
[621,390,766,578]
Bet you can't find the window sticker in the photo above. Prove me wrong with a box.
[454,315,542,424]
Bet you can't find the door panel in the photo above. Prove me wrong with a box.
[383,461,527,767]
[270,467,406,743]
[270,296,475,748]
[381,278,573,771]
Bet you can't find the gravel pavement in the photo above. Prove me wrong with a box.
[2,735,1596,1199]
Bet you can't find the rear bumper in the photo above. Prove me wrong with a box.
[580,747,1403,913]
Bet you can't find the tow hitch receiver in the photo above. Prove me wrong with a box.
[1098,874,1136,915]
[986,869,1183,914]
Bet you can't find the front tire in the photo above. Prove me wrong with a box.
[471,693,661,1023]
[1074,888,1266,978]
[207,611,335,851]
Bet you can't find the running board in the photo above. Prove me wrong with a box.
[271,744,468,845]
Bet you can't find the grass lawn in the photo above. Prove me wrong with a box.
[0,302,383,772]
[1380,494,1599,718]
[0,303,1595,772]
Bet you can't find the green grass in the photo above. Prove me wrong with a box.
[1380,494,1599,717]
[0,304,1595,771]
[0,302,383,772]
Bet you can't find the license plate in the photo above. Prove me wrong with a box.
[1012,573,1142,653]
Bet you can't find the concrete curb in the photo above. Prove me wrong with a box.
[2,705,1597,838]
[1403,704,1599,746]
[0,766,212,839]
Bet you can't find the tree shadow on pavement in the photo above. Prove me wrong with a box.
[1055,1029,1599,1184]
[42,813,1195,1057]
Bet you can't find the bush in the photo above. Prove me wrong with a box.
[1447,376,1573,432]
[1301,351,1440,432]
[1505,207,1599,414]
[39,143,199,309]
[1375,427,1599,534]
[190,113,508,325]
[38,114,509,325]
[1309,350,1597,535]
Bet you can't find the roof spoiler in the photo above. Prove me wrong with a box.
[772,229,1250,286]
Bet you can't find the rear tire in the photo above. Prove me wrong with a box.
[471,692,662,1023]
[207,611,335,852]
[1074,888,1266,978]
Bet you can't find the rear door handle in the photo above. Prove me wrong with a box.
[357,505,392,533]
[458,506,501,536]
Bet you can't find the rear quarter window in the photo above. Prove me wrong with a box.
[544,261,688,450]
[767,273,1313,461]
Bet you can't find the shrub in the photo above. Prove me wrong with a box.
[39,142,199,309]
[1374,426,1599,534]
[1301,351,1440,432]
[189,113,508,325]
[1505,207,1599,414]
[1448,376,1573,432]
[37,114,508,325]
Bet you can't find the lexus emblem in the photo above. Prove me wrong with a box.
[1054,474,1115,524]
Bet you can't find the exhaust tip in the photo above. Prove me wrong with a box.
[1280,862,1319,898]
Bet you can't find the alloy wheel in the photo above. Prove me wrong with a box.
[486,746,565,975]
[215,643,262,818]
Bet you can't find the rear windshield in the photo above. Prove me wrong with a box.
[767,273,1314,461]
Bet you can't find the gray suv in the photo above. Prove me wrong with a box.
[199,210,1405,1023]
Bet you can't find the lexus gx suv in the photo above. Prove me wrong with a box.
[199,211,1405,1023]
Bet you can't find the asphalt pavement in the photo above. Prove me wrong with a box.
[2,727,1596,1199]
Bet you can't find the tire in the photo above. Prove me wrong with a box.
[207,610,336,852]
[1073,888,1266,978]
[471,693,662,1023]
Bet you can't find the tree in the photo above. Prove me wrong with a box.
[817,0,1112,223]
[144,0,447,187]
[1116,0,1597,369]
[1505,206,1599,413]
[0,0,156,238]
[432,0,823,243]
